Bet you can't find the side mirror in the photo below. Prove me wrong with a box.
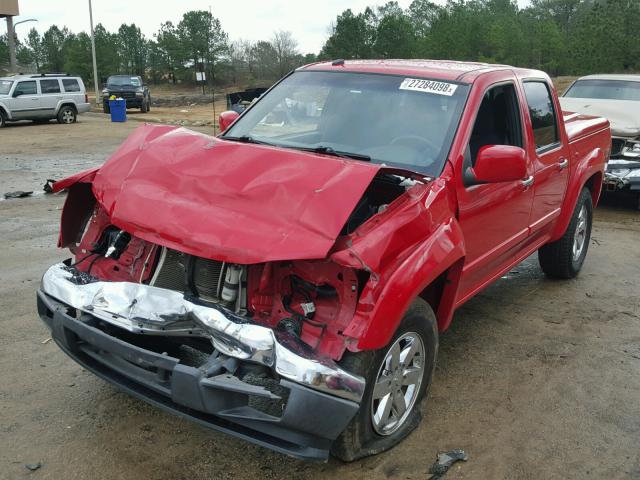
[468,145,527,184]
[13,90,23,98]
[218,110,240,133]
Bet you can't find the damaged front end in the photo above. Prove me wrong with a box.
[605,136,640,193]
[39,209,365,460]
[38,124,430,460]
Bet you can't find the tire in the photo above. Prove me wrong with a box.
[538,187,593,279]
[57,106,77,124]
[103,102,110,114]
[0,110,6,128]
[331,298,438,461]
[141,100,148,113]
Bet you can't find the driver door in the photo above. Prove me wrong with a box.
[456,81,534,301]
[10,80,41,119]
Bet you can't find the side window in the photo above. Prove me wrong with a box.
[40,79,61,94]
[62,79,81,92]
[523,81,559,150]
[469,83,523,163]
[16,81,37,95]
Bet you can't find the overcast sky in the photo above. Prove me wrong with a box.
[2,0,530,54]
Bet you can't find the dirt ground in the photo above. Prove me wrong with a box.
[1,115,639,480]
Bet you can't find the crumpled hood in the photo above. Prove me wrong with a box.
[560,97,640,138]
[91,124,382,264]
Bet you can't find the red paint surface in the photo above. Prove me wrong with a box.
[54,61,610,359]
[91,124,381,264]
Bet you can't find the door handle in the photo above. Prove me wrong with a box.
[522,176,534,188]
[558,158,569,170]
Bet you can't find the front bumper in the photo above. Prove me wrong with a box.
[37,263,365,460]
[103,97,143,108]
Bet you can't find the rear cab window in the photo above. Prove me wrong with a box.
[40,79,61,94]
[62,79,81,92]
[523,81,560,151]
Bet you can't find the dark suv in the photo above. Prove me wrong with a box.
[102,75,151,113]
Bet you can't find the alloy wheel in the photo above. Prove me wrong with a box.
[572,204,588,261]
[371,332,425,436]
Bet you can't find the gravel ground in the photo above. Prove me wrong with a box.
[1,115,639,480]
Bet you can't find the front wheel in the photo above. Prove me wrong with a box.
[538,187,593,279]
[103,102,110,114]
[57,106,77,124]
[141,100,148,113]
[331,299,438,461]
[0,110,6,128]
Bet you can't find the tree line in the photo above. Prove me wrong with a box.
[320,0,640,76]
[1,1,639,89]
[0,10,311,88]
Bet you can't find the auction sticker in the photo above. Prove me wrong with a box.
[399,78,458,96]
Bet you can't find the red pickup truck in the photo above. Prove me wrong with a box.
[38,60,610,461]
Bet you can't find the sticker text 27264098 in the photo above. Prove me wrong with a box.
[399,78,458,96]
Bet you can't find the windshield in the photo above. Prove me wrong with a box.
[564,79,640,101]
[107,76,141,87]
[223,71,469,176]
[0,80,13,95]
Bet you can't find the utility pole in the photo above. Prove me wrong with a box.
[6,16,16,72]
[209,5,217,134]
[88,0,100,106]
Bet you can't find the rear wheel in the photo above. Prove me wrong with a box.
[331,299,438,461]
[57,106,77,124]
[538,187,593,279]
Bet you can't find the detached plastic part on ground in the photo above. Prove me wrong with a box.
[429,449,468,478]
[4,190,33,199]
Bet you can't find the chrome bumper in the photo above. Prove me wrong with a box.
[41,263,365,403]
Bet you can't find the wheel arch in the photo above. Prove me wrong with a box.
[550,147,606,241]
[584,171,603,207]
[58,102,78,114]
[352,219,466,351]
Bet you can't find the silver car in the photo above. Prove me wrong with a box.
[0,74,91,127]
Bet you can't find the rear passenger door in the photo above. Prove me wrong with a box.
[522,81,570,235]
[39,79,63,118]
[9,80,40,119]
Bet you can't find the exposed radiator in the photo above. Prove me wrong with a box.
[149,247,233,305]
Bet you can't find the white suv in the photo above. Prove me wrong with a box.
[0,74,91,127]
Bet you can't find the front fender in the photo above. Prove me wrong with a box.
[345,218,465,351]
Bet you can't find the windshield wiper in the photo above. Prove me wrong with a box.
[222,135,274,146]
[302,146,371,162]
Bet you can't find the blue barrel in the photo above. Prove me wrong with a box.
[109,99,127,122]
